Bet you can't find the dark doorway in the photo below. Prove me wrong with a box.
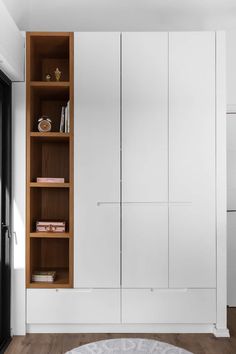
[0,70,12,353]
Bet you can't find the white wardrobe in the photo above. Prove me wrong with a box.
[27,31,228,336]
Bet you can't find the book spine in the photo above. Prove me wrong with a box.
[32,277,54,282]
[67,101,70,133]
[60,106,65,133]
[64,105,68,133]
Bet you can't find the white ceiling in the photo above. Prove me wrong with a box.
[2,0,236,31]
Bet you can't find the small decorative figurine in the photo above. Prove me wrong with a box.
[54,67,62,81]
[38,116,52,132]
[45,73,51,81]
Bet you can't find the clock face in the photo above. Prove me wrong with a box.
[38,119,52,132]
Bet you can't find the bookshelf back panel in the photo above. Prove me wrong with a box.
[30,141,69,182]
[42,58,69,82]
[30,237,42,272]
[30,188,70,232]
[42,238,69,268]
[30,36,69,81]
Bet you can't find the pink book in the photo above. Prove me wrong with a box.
[36,177,65,183]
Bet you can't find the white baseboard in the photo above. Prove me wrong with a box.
[213,326,230,337]
[27,323,219,335]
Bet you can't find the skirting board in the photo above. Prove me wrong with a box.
[26,324,230,337]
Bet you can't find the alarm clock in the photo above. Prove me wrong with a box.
[38,116,52,132]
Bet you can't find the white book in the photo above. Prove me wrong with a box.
[32,276,54,283]
[32,271,56,283]
[64,105,68,133]
[59,106,65,132]
[67,101,70,133]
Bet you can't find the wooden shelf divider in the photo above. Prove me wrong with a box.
[30,182,71,188]
[30,232,71,238]
[30,132,70,142]
[30,81,70,87]
[26,32,74,289]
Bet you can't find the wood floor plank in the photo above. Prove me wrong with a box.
[5,308,236,354]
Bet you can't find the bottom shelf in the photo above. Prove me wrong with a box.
[29,268,70,288]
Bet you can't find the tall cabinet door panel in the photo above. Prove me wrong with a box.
[122,33,168,288]
[74,33,120,288]
[122,205,168,288]
[169,32,216,288]
[122,32,168,202]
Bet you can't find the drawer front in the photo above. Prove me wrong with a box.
[122,289,216,324]
[27,289,120,324]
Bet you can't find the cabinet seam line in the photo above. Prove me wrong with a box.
[120,32,123,324]
[168,32,170,289]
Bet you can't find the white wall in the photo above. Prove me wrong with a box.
[0,0,24,81]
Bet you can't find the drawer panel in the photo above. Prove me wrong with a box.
[122,289,216,324]
[27,289,120,324]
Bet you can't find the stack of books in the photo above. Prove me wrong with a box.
[59,101,70,133]
[36,177,65,183]
[32,271,56,283]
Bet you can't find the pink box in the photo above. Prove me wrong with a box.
[36,221,66,233]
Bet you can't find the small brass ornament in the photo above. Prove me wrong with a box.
[54,67,62,81]
[45,73,51,81]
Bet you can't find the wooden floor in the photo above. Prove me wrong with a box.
[5,308,236,354]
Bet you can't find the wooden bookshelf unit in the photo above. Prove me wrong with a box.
[26,32,74,288]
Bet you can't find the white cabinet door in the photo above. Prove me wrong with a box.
[227,213,236,306]
[122,32,168,202]
[27,289,120,324]
[227,114,236,210]
[227,115,236,306]
[169,32,216,288]
[122,289,216,324]
[122,205,168,288]
[122,33,168,287]
[74,33,120,288]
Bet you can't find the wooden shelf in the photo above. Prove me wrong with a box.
[30,81,70,87]
[30,132,70,141]
[29,268,70,288]
[30,232,70,238]
[26,32,74,289]
[30,182,70,188]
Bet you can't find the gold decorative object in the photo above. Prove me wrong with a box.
[45,73,51,81]
[54,67,62,81]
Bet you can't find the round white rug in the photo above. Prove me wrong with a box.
[66,338,193,354]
